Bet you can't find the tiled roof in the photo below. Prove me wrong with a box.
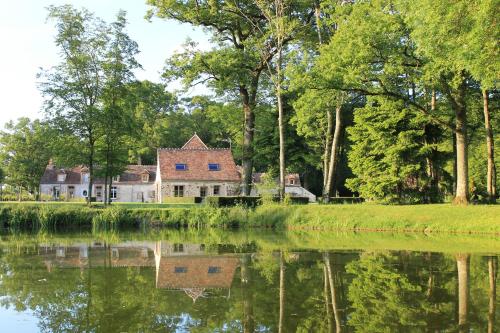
[158,135,240,182]
[41,166,84,184]
[41,165,157,184]
[182,133,208,149]
[156,256,239,289]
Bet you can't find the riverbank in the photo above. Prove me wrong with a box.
[0,202,499,234]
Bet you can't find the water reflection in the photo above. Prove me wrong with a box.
[0,235,498,332]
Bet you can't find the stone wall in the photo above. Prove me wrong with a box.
[159,181,240,202]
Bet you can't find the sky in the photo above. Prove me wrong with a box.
[0,0,210,128]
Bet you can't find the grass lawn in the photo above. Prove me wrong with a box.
[251,203,500,234]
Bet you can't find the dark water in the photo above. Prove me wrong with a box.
[0,230,498,332]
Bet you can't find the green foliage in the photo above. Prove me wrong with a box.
[0,118,54,197]
[346,97,446,203]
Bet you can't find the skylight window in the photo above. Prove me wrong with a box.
[208,163,220,171]
[175,163,187,171]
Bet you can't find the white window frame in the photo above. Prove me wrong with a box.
[174,185,184,197]
[57,174,66,182]
[141,174,149,182]
[110,186,117,200]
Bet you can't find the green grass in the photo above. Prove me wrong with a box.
[251,204,500,234]
[0,201,499,234]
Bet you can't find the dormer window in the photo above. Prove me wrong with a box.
[141,174,149,182]
[175,163,187,171]
[290,179,295,185]
[82,173,89,183]
[113,175,120,182]
[208,163,220,171]
[57,174,66,182]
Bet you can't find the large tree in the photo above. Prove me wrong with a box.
[0,118,54,199]
[39,5,109,203]
[147,0,313,195]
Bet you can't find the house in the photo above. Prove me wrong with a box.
[40,162,157,203]
[250,172,317,202]
[156,134,241,202]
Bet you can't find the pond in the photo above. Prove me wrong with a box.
[0,229,498,332]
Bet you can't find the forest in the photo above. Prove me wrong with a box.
[0,0,497,205]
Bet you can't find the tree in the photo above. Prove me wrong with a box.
[147,0,313,195]
[40,5,109,204]
[0,118,54,200]
[98,10,141,204]
[0,167,4,201]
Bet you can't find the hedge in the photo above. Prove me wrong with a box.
[205,196,261,208]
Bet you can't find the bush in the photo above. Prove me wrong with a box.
[162,196,202,204]
[283,196,310,205]
[205,196,261,208]
[321,197,365,204]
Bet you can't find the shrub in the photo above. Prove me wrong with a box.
[205,196,261,208]
[162,197,202,204]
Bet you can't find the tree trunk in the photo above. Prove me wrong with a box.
[241,254,254,333]
[241,87,255,196]
[488,257,497,333]
[104,170,108,206]
[325,252,341,333]
[456,254,470,333]
[323,105,343,201]
[483,90,497,203]
[87,141,95,206]
[277,51,286,201]
[108,177,113,205]
[323,109,333,194]
[278,251,285,333]
[453,105,469,204]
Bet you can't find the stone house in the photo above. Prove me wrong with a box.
[156,134,241,202]
[40,163,157,203]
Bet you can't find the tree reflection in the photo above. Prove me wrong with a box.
[0,240,497,332]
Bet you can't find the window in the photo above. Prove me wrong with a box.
[208,266,221,274]
[141,174,149,182]
[213,185,220,196]
[290,179,295,185]
[149,190,155,199]
[82,173,89,183]
[57,174,66,182]
[136,192,143,200]
[110,186,117,199]
[173,243,184,252]
[174,267,187,273]
[96,186,102,197]
[200,186,207,197]
[52,187,60,199]
[208,163,220,171]
[112,175,120,182]
[82,190,88,197]
[68,186,75,198]
[174,185,184,197]
[175,163,187,171]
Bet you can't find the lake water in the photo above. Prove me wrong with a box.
[0,229,498,332]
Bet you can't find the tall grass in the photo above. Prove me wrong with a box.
[0,202,498,234]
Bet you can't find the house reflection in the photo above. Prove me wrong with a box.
[154,242,239,302]
[40,241,240,302]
